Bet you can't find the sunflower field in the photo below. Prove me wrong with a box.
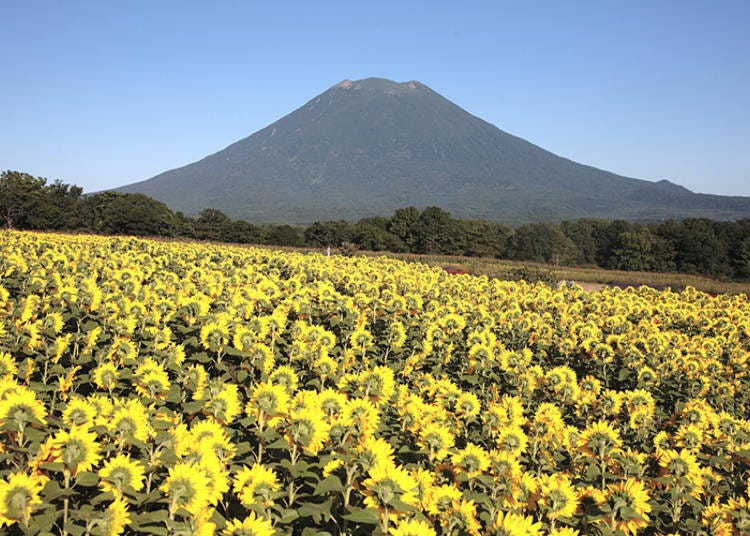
[0,231,748,536]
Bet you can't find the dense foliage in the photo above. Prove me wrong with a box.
[0,231,749,535]
[2,170,750,281]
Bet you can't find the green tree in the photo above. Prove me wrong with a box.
[81,192,176,236]
[507,222,578,265]
[0,170,49,229]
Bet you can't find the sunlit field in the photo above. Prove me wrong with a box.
[0,230,748,535]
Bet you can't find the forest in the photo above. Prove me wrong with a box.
[2,170,749,281]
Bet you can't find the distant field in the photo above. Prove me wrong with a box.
[373,251,750,295]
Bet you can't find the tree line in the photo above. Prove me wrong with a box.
[3,170,750,281]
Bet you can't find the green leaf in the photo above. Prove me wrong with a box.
[298,498,333,520]
[313,475,343,496]
[342,508,380,524]
[76,471,100,487]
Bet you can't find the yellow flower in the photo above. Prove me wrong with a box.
[0,352,17,378]
[268,365,299,394]
[246,381,290,426]
[339,398,380,444]
[577,420,622,458]
[285,406,331,456]
[603,477,652,535]
[109,399,152,444]
[495,426,528,459]
[52,426,102,476]
[491,510,543,535]
[99,497,131,536]
[538,473,579,522]
[99,454,146,497]
[658,448,704,493]
[361,460,418,513]
[233,463,280,508]
[62,397,98,428]
[0,472,48,528]
[443,499,482,536]
[416,421,455,461]
[0,386,47,428]
[205,383,242,424]
[222,511,275,536]
[92,362,119,391]
[200,321,230,352]
[451,442,490,479]
[390,518,437,536]
[357,437,396,472]
[160,461,212,517]
[358,366,396,403]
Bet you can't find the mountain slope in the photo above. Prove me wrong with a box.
[115,77,750,224]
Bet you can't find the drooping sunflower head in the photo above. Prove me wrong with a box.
[246,381,290,425]
[450,442,490,479]
[537,473,579,522]
[604,477,652,534]
[232,463,280,508]
[61,397,98,429]
[0,472,48,526]
[160,461,212,517]
[268,366,299,395]
[52,426,102,476]
[416,422,455,461]
[0,386,47,427]
[284,406,331,456]
[222,511,275,536]
[577,420,622,458]
[98,454,146,496]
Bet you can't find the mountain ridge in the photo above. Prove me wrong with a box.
[114,77,750,224]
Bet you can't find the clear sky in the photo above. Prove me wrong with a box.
[2,0,748,196]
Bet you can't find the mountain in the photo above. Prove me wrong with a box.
[114,77,750,224]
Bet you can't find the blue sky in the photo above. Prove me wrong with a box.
[2,1,748,196]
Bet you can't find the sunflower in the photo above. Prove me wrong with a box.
[361,460,418,514]
[455,391,481,422]
[351,436,392,471]
[233,463,280,508]
[108,400,152,444]
[0,472,48,528]
[538,473,579,522]
[182,363,209,401]
[390,518,437,536]
[268,366,299,394]
[495,426,528,459]
[416,421,455,461]
[0,352,17,378]
[339,398,380,444]
[205,384,242,424]
[658,448,705,494]
[603,477,652,535]
[92,362,119,391]
[199,321,230,353]
[160,461,212,518]
[443,499,482,536]
[0,386,48,431]
[425,483,463,516]
[451,442,491,479]
[577,420,622,458]
[61,397,99,429]
[222,511,275,536]
[98,497,131,536]
[359,366,396,404]
[284,406,331,456]
[98,454,146,497]
[246,381,290,427]
[52,426,102,476]
[491,510,543,536]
